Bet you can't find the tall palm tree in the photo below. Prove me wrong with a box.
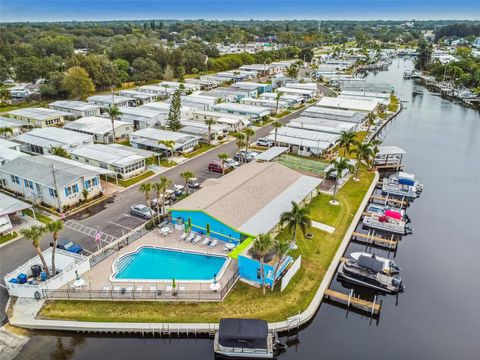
[204,118,217,145]
[152,176,172,222]
[45,220,64,276]
[158,139,176,159]
[180,170,195,194]
[0,126,13,139]
[106,105,121,143]
[279,201,312,246]
[234,132,246,153]
[351,141,373,180]
[138,183,153,217]
[272,121,282,146]
[50,146,70,159]
[369,139,383,168]
[275,91,284,115]
[252,233,274,295]
[326,157,354,204]
[271,239,290,291]
[336,130,356,157]
[217,152,229,174]
[243,127,255,151]
[365,112,376,133]
[20,225,50,277]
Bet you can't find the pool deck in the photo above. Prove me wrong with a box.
[62,227,237,294]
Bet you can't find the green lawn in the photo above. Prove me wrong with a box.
[39,167,375,323]
[183,144,215,158]
[21,209,52,224]
[0,232,18,245]
[107,170,155,187]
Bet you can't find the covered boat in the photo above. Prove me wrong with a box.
[363,213,411,235]
[350,252,401,275]
[390,172,423,192]
[214,318,276,358]
[382,178,419,200]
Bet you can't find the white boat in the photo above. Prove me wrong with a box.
[389,172,423,192]
[366,203,407,219]
[382,178,419,200]
[362,213,411,235]
[350,252,400,275]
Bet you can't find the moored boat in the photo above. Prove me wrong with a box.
[350,252,401,275]
[365,203,409,222]
[382,178,419,200]
[362,213,412,235]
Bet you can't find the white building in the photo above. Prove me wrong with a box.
[316,97,378,113]
[191,110,250,131]
[288,116,358,134]
[302,107,366,124]
[276,87,316,99]
[259,92,305,106]
[129,128,200,154]
[87,95,135,109]
[179,120,230,142]
[0,155,103,211]
[266,127,339,156]
[211,103,270,120]
[179,95,217,110]
[240,97,289,114]
[49,100,101,119]
[117,89,157,103]
[0,146,29,166]
[13,128,93,155]
[118,106,165,129]
[0,116,24,137]
[0,138,22,151]
[64,116,133,143]
[137,85,175,98]
[8,108,72,128]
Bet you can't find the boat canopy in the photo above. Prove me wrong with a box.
[218,318,268,349]
[385,209,402,219]
[358,255,384,273]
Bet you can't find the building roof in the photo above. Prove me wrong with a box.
[173,161,321,235]
[70,144,146,167]
[14,128,93,149]
[316,97,378,112]
[0,138,20,149]
[180,120,229,134]
[377,146,407,156]
[117,90,156,100]
[130,128,200,150]
[271,126,339,144]
[49,100,100,112]
[87,95,134,105]
[254,146,289,162]
[0,147,28,162]
[302,106,366,123]
[211,103,270,115]
[9,107,72,120]
[0,156,101,188]
[0,193,32,216]
[288,116,357,134]
[0,116,24,128]
[64,116,131,135]
[192,110,248,122]
[276,87,315,95]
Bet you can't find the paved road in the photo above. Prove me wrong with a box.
[0,107,309,322]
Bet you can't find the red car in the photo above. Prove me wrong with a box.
[208,161,224,173]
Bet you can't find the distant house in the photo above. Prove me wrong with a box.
[0,138,22,151]
[13,127,93,155]
[129,128,200,155]
[118,106,165,130]
[64,116,133,143]
[87,95,135,109]
[0,155,103,211]
[179,120,230,142]
[0,146,29,166]
[0,117,23,137]
[49,100,101,119]
[136,85,175,99]
[240,97,289,114]
[231,81,273,94]
[276,87,316,100]
[316,97,378,113]
[191,110,250,131]
[211,103,270,120]
[179,95,217,110]
[8,108,71,128]
[117,90,158,104]
[259,92,305,106]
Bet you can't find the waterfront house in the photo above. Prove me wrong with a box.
[8,108,71,128]
[288,116,358,134]
[64,116,133,143]
[129,128,200,155]
[48,100,101,119]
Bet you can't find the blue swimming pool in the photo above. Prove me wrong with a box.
[112,246,227,281]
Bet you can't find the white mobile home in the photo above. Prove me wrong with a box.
[276,87,316,99]
[49,101,101,119]
[240,97,289,114]
[8,108,71,128]
[0,117,25,137]
[266,127,339,156]
[118,107,165,130]
[117,90,157,104]
[179,120,229,142]
[129,128,200,155]
[316,97,378,113]
[301,107,366,124]
[191,110,250,131]
[87,95,135,109]
[64,116,133,143]
[211,103,270,120]
[179,95,217,110]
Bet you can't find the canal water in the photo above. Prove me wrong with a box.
[16,59,480,359]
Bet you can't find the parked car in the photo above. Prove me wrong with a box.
[130,204,156,219]
[173,184,186,196]
[224,158,239,168]
[256,137,274,147]
[151,190,176,209]
[239,149,258,157]
[188,178,201,189]
[234,152,254,163]
[208,161,225,173]
[54,239,83,254]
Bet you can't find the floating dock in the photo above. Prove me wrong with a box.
[323,289,381,315]
[369,194,409,207]
[351,231,398,250]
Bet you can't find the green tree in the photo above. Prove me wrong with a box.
[234,132,246,153]
[106,105,121,143]
[336,130,356,157]
[0,127,13,139]
[138,183,153,218]
[113,59,130,84]
[50,146,71,159]
[151,177,173,223]
[217,152,229,174]
[326,158,354,205]
[243,127,255,151]
[365,112,376,133]
[163,64,175,81]
[45,220,64,276]
[252,233,274,295]
[350,142,373,180]
[20,225,50,278]
[271,239,290,291]
[280,201,311,247]
[272,121,282,146]
[180,170,195,194]
[415,39,432,71]
[62,66,95,100]
[176,66,186,82]
[158,139,176,159]
[167,90,182,131]
[275,91,284,115]
[204,118,216,145]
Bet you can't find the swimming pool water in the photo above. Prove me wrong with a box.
[113,247,227,281]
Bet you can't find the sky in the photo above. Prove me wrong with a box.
[1,0,479,22]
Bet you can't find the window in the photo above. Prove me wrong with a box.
[10,175,20,184]
[64,184,79,197]
[48,188,57,198]
[24,179,33,189]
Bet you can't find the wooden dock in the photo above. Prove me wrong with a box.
[324,289,381,315]
[370,195,408,207]
[374,164,405,171]
[351,231,398,250]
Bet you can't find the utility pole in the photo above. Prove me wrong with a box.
[51,164,62,214]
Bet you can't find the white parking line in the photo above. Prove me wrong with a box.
[107,221,134,231]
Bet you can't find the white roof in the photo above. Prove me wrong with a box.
[119,106,164,118]
[192,110,248,122]
[70,144,146,167]
[255,147,289,162]
[277,87,315,95]
[180,120,229,133]
[212,103,270,115]
[44,155,115,176]
[340,90,390,99]
[285,83,318,91]
[377,146,407,156]
[271,126,339,144]
[288,117,357,134]
[138,102,170,112]
[87,95,134,105]
[64,116,131,135]
[14,128,93,149]
[337,95,386,105]
[117,90,156,99]
[0,138,20,149]
[317,97,378,112]
[0,193,32,216]
[0,147,29,162]
[130,128,200,150]
[9,107,71,120]
[0,116,26,128]
[49,100,100,111]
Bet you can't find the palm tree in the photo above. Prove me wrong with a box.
[350,141,373,180]
[365,112,376,133]
[180,170,195,194]
[368,139,383,169]
[158,139,176,159]
[20,225,50,277]
[106,105,121,143]
[138,183,153,217]
[204,118,217,145]
[50,146,70,159]
[275,91,284,115]
[234,132,246,154]
[243,127,255,151]
[0,126,13,139]
[279,201,312,247]
[326,158,354,205]
[45,220,64,276]
[272,121,282,146]
[252,233,274,295]
[271,239,290,291]
[152,176,172,222]
[336,131,356,157]
[217,152,229,174]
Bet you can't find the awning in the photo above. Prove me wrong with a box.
[0,193,32,216]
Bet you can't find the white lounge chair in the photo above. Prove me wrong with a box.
[165,285,173,292]
[201,237,211,246]
[180,231,188,241]
[208,239,218,248]
[125,286,133,294]
[102,286,110,297]
[113,286,121,293]
[192,234,202,244]
[185,233,195,242]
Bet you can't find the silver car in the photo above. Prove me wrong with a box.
[130,204,156,219]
